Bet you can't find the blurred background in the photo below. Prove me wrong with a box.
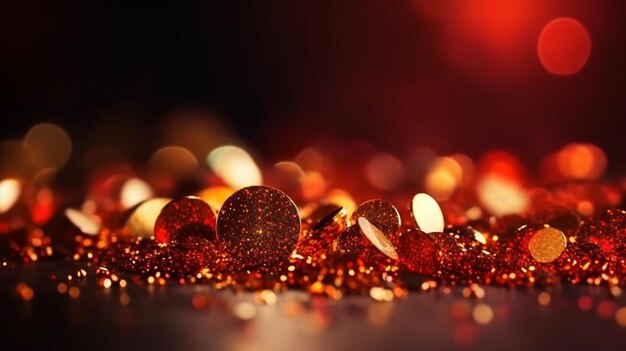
[1,0,624,183]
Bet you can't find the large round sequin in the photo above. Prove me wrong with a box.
[411,193,444,234]
[154,196,217,243]
[528,227,567,263]
[350,199,401,237]
[216,185,301,271]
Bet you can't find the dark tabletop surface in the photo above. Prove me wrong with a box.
[1,262,625,351]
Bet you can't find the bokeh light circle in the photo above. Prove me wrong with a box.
[538,17,591,76]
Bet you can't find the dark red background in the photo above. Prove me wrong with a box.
[1,1,624,173]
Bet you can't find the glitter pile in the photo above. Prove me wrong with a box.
[2,176,626,298]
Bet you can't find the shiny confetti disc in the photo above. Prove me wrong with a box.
[351,199,401,237]
[357,217,398,260]
[411,193,444,234]
[216,185,301,271]
[394,228,437,275]
[154,196,217,243]
[528,227,567,263]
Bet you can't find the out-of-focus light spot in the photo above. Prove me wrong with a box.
[538,292,551,306]
[207,146,262,190]
[31,188,55,225]
[452,322,479,347]
[294,148,327,172]
[478,151,526,184]
[233,302,257,320]
[68,286,80,299]
[274,161,305,178]
[197,186,234,211]
[126,198,171,238]
[596,300,617,319]
[437,0,543,83]
[411,193,444,233]
[577,201,594,217]
[577,295,593,311]
[326,189,356,216]
[150,146,198,177]
[0,140,30,178]
[557,143,606,181]
[615,307,626,327]
[425,157,464,200]
[538,18,591,76]
[472,303,494,325]
[16,283,34,301]
[119,293,131,306]
[120,178,153,209]
[301,171,326,201]
[23,123,72,169]
[425,169,457,201]
[65,208,101,236]
[450,154,474,185]
[465,206,483,221]
[191,294,210,310]
[450,301,472,320]
[254,289,277,305]
[0,179,21,213]
[160,108,232,158]
[368,301,393,326]
[477,176,529,216]
[369,287,395,302]
[365,153,406,190]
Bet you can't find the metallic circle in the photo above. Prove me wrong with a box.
[217,185,301,271]
[528,227,567,263]
[154,196,216,243]
[350,199,401,237]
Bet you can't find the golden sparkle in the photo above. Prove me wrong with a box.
[528,227,567,263]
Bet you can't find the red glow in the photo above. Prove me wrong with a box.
[438,0,544,82]
[538,18,591,76]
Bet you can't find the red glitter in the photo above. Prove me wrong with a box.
[154,196,216,243]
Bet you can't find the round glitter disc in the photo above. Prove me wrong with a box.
[394,228,437,275]
[411,193,444,234]
[154,196,217,243]
[528,227,567,263]
[216,185,301,271]
[351,199,401,237]
[357,217,398,260]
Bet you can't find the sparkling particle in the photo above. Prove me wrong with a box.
[155,196,217,243]
[216,186,301,271]
[528,227,567,263]
[411,193,444,234]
